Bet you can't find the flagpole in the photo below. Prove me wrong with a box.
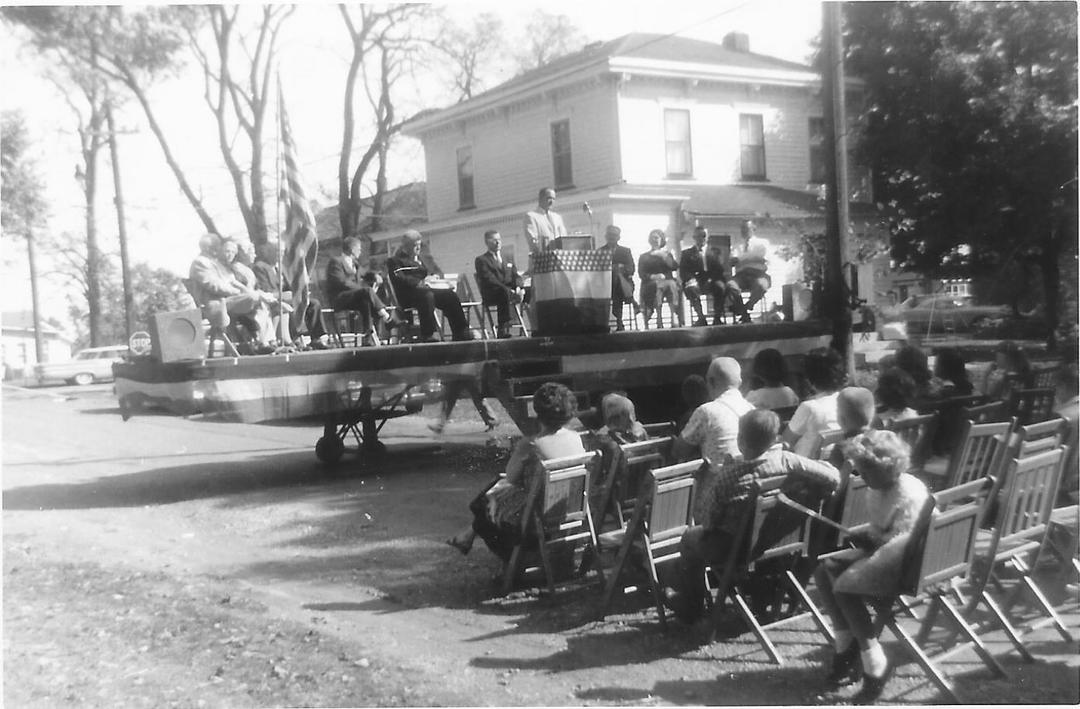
[275,70,288,344]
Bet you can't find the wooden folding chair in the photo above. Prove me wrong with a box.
[1030,364,1061,389]
[704,476,835,663]
[814,428,846,461]
[503,451,604,595]
[940,419,1013,490]
[593,436,674,532]
[455,274,489,338]
[969,447,1074,645]
[468,272,529,338]
[1008,416,1071,461]
[959,400,1009,424]
[642,421,676,439]
[883,412,938,468]
[598,459,700,628]
[878,481,1008,703]
[1007,387,1057,426]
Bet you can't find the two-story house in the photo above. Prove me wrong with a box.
[372,31,880,305]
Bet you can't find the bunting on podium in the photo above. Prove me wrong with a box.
[530,250,612,336]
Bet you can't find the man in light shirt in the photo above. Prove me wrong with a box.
[725,220,772,323]
[523,187,567,254]
[674,356,755,466]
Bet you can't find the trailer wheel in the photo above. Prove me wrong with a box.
[315,435,345,465]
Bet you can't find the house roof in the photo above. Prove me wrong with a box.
[2,310,68,339]
[314,181,428,246]
[406,33,820,135]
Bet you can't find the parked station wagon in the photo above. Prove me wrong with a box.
[35,345,130,386]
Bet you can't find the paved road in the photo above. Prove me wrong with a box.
[4,383,1079,706]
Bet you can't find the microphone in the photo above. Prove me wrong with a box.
[582,201,593,216]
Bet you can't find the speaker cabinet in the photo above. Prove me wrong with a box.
[150,309,207,362]
[782,283,814,322]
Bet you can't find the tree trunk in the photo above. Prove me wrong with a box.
[106,103,135,341]
[27,230,44,365]
[1040,225,1062,352]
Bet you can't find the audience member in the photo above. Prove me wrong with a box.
[663,409,840,623]
[678,226,729,327]
[638,229,682,328]
[388,230,473,342]
[874,368,919,426]
[598,225,639,331]
[983,340,1032,399]
[674,357,755,465]
[783,348,846,457]
[932,347,974,397]
[675,374,710,434]
[474,230,524,339]
[446,383,584,560]
[894,344,934,400]
[813,430,929,702]
[745,348,799,409]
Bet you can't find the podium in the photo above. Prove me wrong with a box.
[530,250,612,336]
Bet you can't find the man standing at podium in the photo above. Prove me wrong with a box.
[523,187,567,254]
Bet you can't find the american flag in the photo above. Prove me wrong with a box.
[278,80,318,332]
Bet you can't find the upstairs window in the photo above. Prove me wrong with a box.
[456,145,475,209]
[664,109,693,177]
[739,113,766,180]
[550,119,573,188]
[808,117,826,184]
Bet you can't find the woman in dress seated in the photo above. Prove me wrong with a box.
[446,382,586,562]
[637,229,683,328]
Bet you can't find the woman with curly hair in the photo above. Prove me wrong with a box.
[745,347,799,410]
[446,382,585,560]
[894,344,934,400]
[874,367,919,427]
[933,347,974,397]
[783,348,846,457]
[814,429,930,702]
[637,228,683,328]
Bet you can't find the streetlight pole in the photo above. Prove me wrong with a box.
[106,102,135,341]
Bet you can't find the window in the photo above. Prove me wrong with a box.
[739,113,766,180]
[456,146,475,209]
[664,109,693,177]
[550,120,573,188]
[808,117,826,184]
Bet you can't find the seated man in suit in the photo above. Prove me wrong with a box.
[387,229,473,342]
[678,225,730,327]
[326,236,401,342]
[253,241,328,349]
[597,224,639,331]
[188,232,275,354]
[474,229,524,339]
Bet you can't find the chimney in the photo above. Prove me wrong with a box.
[722,32,750,53]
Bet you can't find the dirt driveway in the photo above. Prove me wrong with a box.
[3,383,1078,707]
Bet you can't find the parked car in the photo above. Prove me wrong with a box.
[899,294,1011,335]
[35,345,130,386]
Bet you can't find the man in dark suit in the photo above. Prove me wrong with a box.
[326,236,400,340]
[253,241,328,348]
[678,225,730,326]
[474,230,524,338]
[598,224,639,331]
[388,229,472,342]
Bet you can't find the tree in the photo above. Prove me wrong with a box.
[337,4,433,239]
[434,12,507,101]
[1,110,49,361]
[185,5,294,245]
[514,10,590,73]
[844,1,1077,348]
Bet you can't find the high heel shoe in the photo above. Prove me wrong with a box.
[854,662,892,704]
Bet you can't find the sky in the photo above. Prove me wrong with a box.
[0,0,822,332]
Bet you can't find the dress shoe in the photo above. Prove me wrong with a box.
[825,643,861,687]
[693,317,708,328]
[483,419,499,431]
[452,329,481,341]
[422,333,442,343]
[253,342,276,355]
[310,339,330,350]
[739,314,753,324]
[385,317,407,330]
[854,664,892,704]
[712,317,725,326]
[662,587,702,624]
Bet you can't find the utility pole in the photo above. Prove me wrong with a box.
[822,1,854,371]
[27,229,44,365]
[106,102,135,340]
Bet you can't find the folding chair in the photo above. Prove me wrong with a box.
[455,274,489,339]
[1010,416,1071,461]
[503,451,604,595]
[593,436,674,532]
[1007,387,1057,426]
[969,447,1073,646]
[181,278,240,357]
[468,272,529,338]
[1030,364,1061,389]
[642,421,676,439]
[940,419,1013,490]
[959,400,1009,424]
[704,476,835,663]
[324,308,381,347]
[814,428,846,461]
[883,412,937,468]
[878,481,1008,703]
[599,459,700,629]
